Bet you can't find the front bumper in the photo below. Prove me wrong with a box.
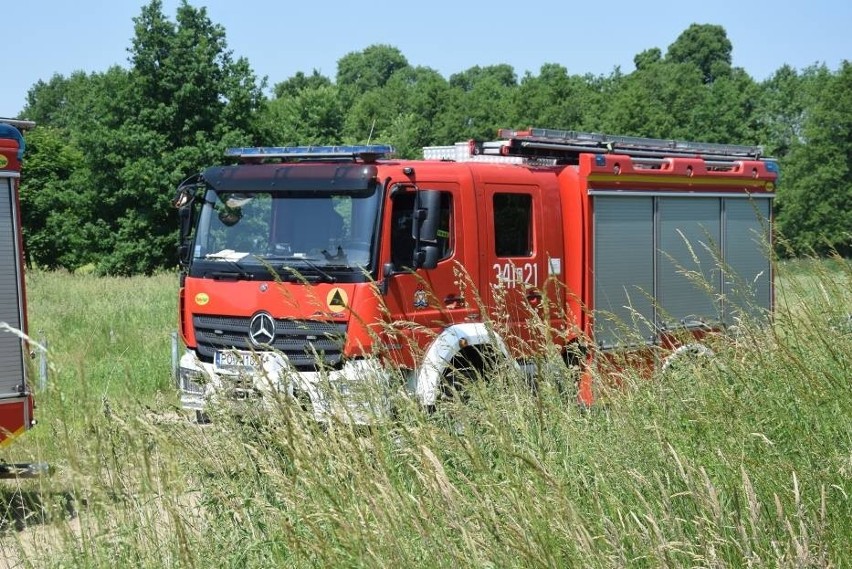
[177,350,392,424]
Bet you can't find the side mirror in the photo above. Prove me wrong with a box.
[414,245,439,270]
[412,190,441,243]
[174,177,202,269]
[412,190,441,269]
[175,179,201,240]
[178,204,193,239]
[178,243,191,265]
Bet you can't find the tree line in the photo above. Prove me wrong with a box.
[17,0,851,275]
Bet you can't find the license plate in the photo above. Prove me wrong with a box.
[214,349,263,370]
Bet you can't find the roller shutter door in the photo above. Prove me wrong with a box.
[723,198,772,323]
[0,176,25,398]
[593,196,655,348]
[657,197,722,329]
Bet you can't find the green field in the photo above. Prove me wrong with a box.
[1,259,850,567]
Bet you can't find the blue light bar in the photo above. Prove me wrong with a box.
[225,144,395,161]
[0,123,26,160]
[764,160,780,184]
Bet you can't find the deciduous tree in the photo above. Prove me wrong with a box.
[776,62,851,256]
[665,23,732,84]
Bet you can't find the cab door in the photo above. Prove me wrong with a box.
[479,183,556,357]
[380,182,475,365]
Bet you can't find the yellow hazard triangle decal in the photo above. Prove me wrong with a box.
[326,287,348,313]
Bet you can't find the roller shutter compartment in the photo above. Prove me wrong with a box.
[0,176,26,399]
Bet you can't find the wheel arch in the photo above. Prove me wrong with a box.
[414,323,515,406]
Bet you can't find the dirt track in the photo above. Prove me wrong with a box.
[0,489,80,568]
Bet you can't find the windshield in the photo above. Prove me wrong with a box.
[192,186,381,279]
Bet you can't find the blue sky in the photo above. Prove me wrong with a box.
[3,0,849,118]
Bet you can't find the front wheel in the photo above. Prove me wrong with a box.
[439,345,503,402]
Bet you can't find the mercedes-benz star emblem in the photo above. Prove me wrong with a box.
[249,312,275,346]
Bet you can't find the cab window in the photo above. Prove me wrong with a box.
[493,193,532,257]
[390,191,453,270]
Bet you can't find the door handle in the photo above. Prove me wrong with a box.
[443,294,465,308]
[526,290,542,308]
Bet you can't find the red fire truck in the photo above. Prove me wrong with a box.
[0,118,38,463]
[174,128,776,421]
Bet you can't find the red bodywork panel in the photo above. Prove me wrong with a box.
[0,138,22,172]
[181,278,381,359]
[0,399,33,444]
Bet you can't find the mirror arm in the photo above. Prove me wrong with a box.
[380,262,395,296]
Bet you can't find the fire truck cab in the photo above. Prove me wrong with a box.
[175,128,776,421]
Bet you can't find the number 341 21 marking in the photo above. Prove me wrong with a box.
[493,262,538,287]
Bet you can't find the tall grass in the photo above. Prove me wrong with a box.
[1,259,850,567]
[24,270,177,399]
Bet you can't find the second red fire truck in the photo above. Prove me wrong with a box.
[174,128,776,421]
[0,118,38,465]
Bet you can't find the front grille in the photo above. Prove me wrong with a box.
[193,314,347,371]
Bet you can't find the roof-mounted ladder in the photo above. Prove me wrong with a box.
[480,127,766,163]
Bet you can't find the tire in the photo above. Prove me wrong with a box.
[660,343,715,373]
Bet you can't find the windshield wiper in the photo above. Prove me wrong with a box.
[201,253,252,279]
[269,256,337,283]
[208,270,252,280]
